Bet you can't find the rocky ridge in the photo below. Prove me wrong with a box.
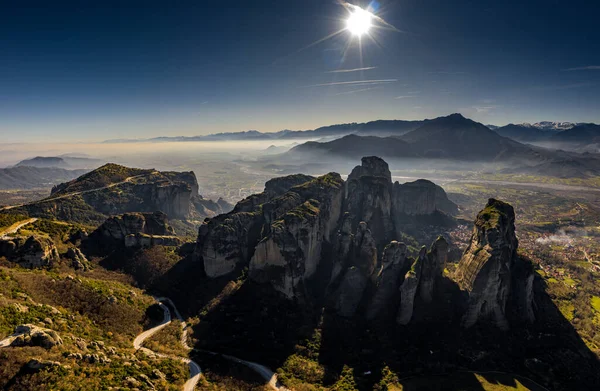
[91,211,182,248]
[190,157,536,329]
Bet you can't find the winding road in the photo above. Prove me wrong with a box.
[134,298,201,391]
[140,297,289,391]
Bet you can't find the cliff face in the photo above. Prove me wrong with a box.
[366,241,408,320]
[195,173,324,278]
[396,237,448,325]
[194,157,457,305]
[19,165,222,224]
[346,157,394,244]
[191,158,537,331]
[248,174,344,298]
[455,198,534,329]
[92,211,181,248]
[393,179,458,216]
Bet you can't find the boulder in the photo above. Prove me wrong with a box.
[11,324,63,349]
[66,247,90,271]
[0,236,59,268]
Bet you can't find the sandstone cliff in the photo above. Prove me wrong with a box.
[455,198,535,329]
[396,237,448,325]
[18,164,223,224]
[195,173,317,278]
[92,211,181,248]
[346,157,394,244]
[393,179,458,216]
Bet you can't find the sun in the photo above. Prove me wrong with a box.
[346,7,372,37]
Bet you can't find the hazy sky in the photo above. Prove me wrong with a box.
[2,0,599,142]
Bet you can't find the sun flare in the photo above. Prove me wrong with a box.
[346,7,372,37]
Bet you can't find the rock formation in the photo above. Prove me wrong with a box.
[191,157,539,334]
[0,235,60,268]
[195,173,326,279]
[11,324,63,349]
[248,174,344,298]
[366,241,408,320]
[18,164,224,224]
[194,157,457,308]
[455,198,534,329]
[393,179,458,216]
[394,237,448,325]
[92,211,181,248]
[66,247,90,271]
[397,252,423,325]
[333,222,378,317]
[345,156,394,244]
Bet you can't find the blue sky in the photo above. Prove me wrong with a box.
[1,0,599,142]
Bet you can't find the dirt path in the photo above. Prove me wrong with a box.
[0,174,150,212]
[0,218,38,238]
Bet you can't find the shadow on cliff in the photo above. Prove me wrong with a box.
[188,279,319,369]
[315,273,600,391]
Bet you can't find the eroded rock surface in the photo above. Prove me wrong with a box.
[455,198,534,329]
[0,235,59,268]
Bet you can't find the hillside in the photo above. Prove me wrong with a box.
[0,166,89,190]
[5,164,228,225]
[16,156,105,170]
[400,113,536,160]
[288,134,416,160]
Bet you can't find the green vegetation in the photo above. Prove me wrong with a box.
[0,213,28,229]
[143,321,188,358]
[0,261,191,390]
[592,296,600,313]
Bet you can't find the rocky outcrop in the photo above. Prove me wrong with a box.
[393,179,458,216]
[194,157,458,309]
[92,211,180,248]
[0,235,59,268]
[249,174,344,298]
[420,236,448,302]
[333,222,378,316]
[455,198,534,329]
[346,157,394,244]
[397,253,422,325]
[195,173,320,278]
[366,241,408,320]
[11,324,63,349]
[396,237,448,325]
[66,248,90,271]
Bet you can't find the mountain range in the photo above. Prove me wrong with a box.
[101,116,598,146]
